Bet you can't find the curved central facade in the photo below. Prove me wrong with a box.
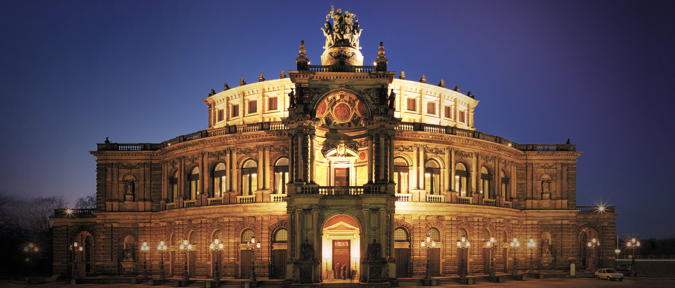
[53,7,616,285]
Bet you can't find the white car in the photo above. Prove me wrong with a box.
[595,268,624,281]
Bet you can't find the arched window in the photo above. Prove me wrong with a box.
[501,170,510,200]
[455,163,469,196]
[274,158,289,194]
[483,229,490,241]
[458,228,468,242]
[241,229,254,244]
[169,171,178,202]
[188,231,196,244]
[188,167,200,200]
[428,228,440,242]
[424,160,441,194]
[394,228,408,242]
[213,230,222,240]
[275,229,288,242]
[481,166,493,199]
[242,160,258,196]
[394,158,409,194]
[213,163,227,198]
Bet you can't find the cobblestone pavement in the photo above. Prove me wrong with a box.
[1,278,675,288]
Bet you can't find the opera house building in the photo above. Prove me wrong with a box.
[53,7,616,285]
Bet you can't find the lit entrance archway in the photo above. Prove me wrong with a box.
[322,215,360,280]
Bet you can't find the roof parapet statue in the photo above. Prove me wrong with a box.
[399,71,405,79]
[374,41,388,71]
[296,40,309,70]
[240,78,246,86]
[280,70,286,79]
[323,5,362,49]
[439,79,445,87]
[259,73,265,82]
[224,83,230,90]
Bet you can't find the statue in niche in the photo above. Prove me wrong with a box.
[336,142,347,157]
[542,179,550,194]
[367,239,382,260]
[123,236,135,261]
[388,89,396,109]
[124,180,135,201]
[542,239,551,256]
[300,239,313,261]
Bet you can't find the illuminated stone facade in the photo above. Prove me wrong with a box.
[53,7,616,283]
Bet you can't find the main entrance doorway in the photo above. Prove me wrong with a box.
[333,240,350,279]
[335,168,349,186]
[322,215,360,280]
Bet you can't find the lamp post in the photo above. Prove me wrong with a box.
[210,238,224,282]
[23,242,40,283]
[247,235,260,281]
[627,237,640,277]
[140,241,149,280]
[70,241,83,280]
[486,237,496,278]
[456,237,470,280]
[510,238,520,276]
[421,233,436,280]
[587,238,600,272]
[157,241,167,280]
[527,238,536,274]
[179,240,195,281]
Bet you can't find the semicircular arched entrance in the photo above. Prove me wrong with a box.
[321,214,361,281]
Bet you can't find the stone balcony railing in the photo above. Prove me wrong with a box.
[96,121,573,152]
[577,205,615,213]
[308,65,376,73]
[53,208,96,217]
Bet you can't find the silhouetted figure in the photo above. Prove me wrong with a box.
[105,137,110,144]
[566,138,570,144]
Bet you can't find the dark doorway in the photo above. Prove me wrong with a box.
[429,248,440,276]
[189,252,196,277]
[272,250,287,279]
[395,248,409,277]
[241,250,253,279]
[483,248,490,274]
[335,168,349,186]
[333,240,350,279]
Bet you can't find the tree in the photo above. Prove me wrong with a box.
[75,194,96,209]
[18,196,68,242]
[0,195,28,277]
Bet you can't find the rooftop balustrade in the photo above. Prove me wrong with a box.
[97,121,573,152]
[576,205,615,213]
[308,65,377,73]
[53,208,96,218]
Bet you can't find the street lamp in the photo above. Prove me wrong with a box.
[510,238,520,276]
[210,238,224,282]
[70,241,83,280]
[157,241,167,280]
[140,241,150,280]
[587,238,600,272]
[421,233,436,280]
[626,237,640,277]
[456,237,470,280]
[247,235,260,281]
[527,238,536,274]
[23,242,40,282]
[179,240,195,281]
[485,237,496,278]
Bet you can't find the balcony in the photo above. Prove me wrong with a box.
[577,205,615,213]
[53,208,96,218]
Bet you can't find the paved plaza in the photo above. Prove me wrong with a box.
[2,277,675,288]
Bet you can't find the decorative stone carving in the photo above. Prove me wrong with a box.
[323,6,361,48]
[541,174,551,199]
[367,239,382,260]
[455,150,474,159]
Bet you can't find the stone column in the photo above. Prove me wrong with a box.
[389,134,395,184]
[361,209,369,282]
[289,134,295,183]
[411,146,418,189]
[380,133,386,182]
[297,131,303,182]
[200,153,205,199]
[264,147,271,191]
[367,134,373,183]
[419,146,425,190]
[231,149,238,194]
[226,150,231,192]
[310,133,315,183]
[389,211,395,261]
[258,147,264,193]
[312,209,320,283]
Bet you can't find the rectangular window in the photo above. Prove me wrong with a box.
[217,109,224,122]
[427,102,435,115]
[444,106,452,118]
[248,100,257,114]
[232,105,239,117]
[459,111,466,123]
[407,98,416,111]
[268,97,278,111]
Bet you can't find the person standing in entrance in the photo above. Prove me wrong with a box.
[335,262,341,279]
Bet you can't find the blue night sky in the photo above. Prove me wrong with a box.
[1,1,673,238]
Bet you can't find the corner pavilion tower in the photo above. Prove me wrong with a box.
[53,7,617,284]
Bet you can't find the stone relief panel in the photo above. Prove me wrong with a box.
[315,90,369,129]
